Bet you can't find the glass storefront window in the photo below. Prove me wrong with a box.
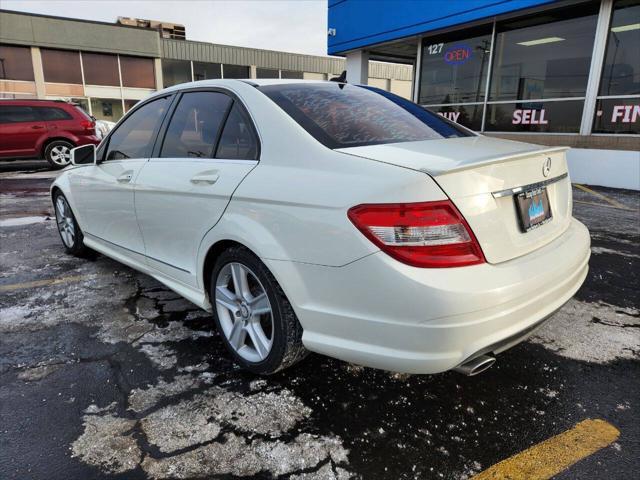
[599,0,640,96]
[91,98,124,122]
[223,64,250,79]
[484,100,584,133]
[256,68,279,79]
[193,62,221,81]
[120,56,155,89]
[0,45,35,81]
[41,49,82,84]
[593,98,640,134]
[427,104,483,130]
[490,7,598,101]
[162,59,191,88]
[82,52,119,86]
[281,70,304,79]
[419,27,492,105]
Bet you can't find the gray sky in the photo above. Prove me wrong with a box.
[2,0,329,56]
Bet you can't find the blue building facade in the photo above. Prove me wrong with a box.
[327,0,640,189]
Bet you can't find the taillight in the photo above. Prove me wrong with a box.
[347,200,485,268]
[80,119,95,134]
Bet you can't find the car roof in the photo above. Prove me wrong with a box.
[159,78,333,93]
[0,99,76,107]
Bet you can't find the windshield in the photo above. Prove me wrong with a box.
[259,82,473,149]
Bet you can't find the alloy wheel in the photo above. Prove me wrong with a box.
[55,196,75,248]
[49,145,71,166]
[215,262,274,363]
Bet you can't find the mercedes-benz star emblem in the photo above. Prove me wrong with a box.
[542,157,552,177]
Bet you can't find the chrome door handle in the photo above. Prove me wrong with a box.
[190,174,219,185]
[117,173,133,183]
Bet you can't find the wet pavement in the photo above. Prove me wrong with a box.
[1,163,638,480]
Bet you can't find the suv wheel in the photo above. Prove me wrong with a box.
[211,246,308,374]
[45,140,74,169]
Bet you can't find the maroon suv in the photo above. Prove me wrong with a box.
[0,99,101,169]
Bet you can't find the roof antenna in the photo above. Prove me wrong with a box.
[330,70,347,83]
[330,70,347,89]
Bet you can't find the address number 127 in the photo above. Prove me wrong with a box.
[426,43,444,55]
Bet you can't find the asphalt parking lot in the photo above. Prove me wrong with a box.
[1,160,638,480]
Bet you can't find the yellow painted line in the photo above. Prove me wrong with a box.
[472,419,619,480]
[574,184,631,210]
[0,273,100,292]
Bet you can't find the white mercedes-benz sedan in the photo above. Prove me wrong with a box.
[51,79,590,376]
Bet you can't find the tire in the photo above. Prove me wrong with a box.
[210,246,308,374]
[53,192,89,257]
[45,140,74,169]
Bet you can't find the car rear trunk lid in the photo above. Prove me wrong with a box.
[337,136,572,264]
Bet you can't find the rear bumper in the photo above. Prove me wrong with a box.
[265,218,590,374]
[76,134,101,146]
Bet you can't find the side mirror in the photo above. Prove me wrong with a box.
[71,144,96,166]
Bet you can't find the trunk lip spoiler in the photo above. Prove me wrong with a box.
[427,146,570,176]
[492,172,569,199]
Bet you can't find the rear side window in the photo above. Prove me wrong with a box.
[0,106,38,123]
[38,107,73,121]
[105,96,170,160]
[215,103,259,160]
[160,91,232,158]
[259,83,472,149]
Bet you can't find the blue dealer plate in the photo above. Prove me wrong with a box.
[515,187,552,232]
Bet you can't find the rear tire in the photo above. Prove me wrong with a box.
[210,246,308,374]
[45,140,74,169]
[53,192,89,257]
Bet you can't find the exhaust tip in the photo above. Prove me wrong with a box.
[453,354,496,376]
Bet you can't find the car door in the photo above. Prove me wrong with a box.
[134,89,259,286]
[0,105,47,158]
[68,95,172,260]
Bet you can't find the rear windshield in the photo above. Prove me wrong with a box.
[259,82,473,149]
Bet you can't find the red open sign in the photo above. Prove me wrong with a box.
[444,45,472,65]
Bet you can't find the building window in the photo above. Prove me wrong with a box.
[419,27,492,105]
[82,52,119,86]
[91,98,124,122]
[281,70,303,80]
[599,0,640,97]
[162,59,191,88]
[256,68,279,79]
[0,45,35,81]
[223,64,249,79]
[120,56,155,88]
[41,48,82,84]
[485,100,584,133]
[193,62,221,81]
[593,0,640,134]
[490,7,599,101]
[427,104,484,131]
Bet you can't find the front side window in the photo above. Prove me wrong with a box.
[37,107,73,121]
[419,28,492,105]
[160,91,232,158]
[105,96,170,160]
[260,83,471,149]
[215,103,259,160]
[0,106,38,123]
